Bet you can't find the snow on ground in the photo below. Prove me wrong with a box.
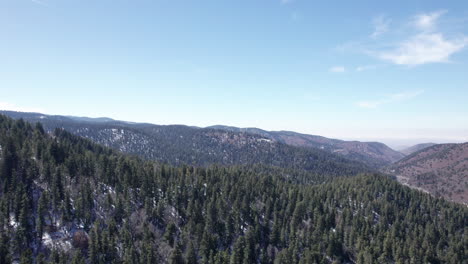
[42,232,53,247]
[9,216,19,229]
[100,183,116,194]
[42,231,73,252]
[109,128,124,141]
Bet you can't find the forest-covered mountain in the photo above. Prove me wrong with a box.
[387,142,468,204]
[208,126,405,168]
[0,115,467,263]
[399,143,437,156]
[1,111,404,169]
[0,111,372,177]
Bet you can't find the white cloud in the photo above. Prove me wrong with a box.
[329,66,346,73]
[377,33,468,65]
[356,90,424,108]
[366,10,468,66]
[281,0,294,4]
[0,102,46,113]
[413,10,447,31]
[338,11,467,67]
[371,15,391,38]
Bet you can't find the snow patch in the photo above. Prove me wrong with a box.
[42,232,53,247]
[9,216,19,229]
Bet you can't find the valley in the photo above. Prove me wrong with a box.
[3,110,466,206]
[0,115,466,263]
[2,1,468,262]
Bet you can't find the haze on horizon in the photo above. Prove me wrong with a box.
[1,0,467,148]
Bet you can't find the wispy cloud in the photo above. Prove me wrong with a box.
[377,33,468,65]
[356,90,424,108]
[281,0,294,4]
[329,66,346,73]
[413,10,447,31]
[374,10,468,66]
[371,15,391,38]
[339,10,468,66]
[0,102,46,113]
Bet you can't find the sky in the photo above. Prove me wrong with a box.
[1,0,468,148]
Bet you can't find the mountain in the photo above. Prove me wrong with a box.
[399,143,437,155]
[387,142,468,204]
[0,111,373,177]
[1,111,403,169]
[66,116,116,123]
[209,125,405,168]
[0,115,466,263]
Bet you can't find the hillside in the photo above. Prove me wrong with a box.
[209,125,405,167]
[399,143,437,155]
[1,111,404,169]
[0,111,373,177]
[0,115,466,263]
[387,142,468,204]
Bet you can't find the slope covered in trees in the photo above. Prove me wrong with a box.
[387,142,468,204]
[3,111,406,169]
[0,115,466,263]
[0,111,373,177]
[209,125,405,168]
[399,143,437,156]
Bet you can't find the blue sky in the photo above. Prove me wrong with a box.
[1,0,468,147]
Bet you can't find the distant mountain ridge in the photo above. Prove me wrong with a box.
[387,142,468,204]
[399,143,437,155]
[0,111,373,177]
[1,111,404,168]
[67,116,116,123]
[209,125,405,168]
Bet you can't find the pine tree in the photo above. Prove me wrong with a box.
[186,241,198,264]
[71,252,85,264]
[170,242,186,264]
[0,232,11,264]
[0,138,17,193]
[19,249,32,264]
[165,223,177,247]
[230,236,245,264]
[37,191,48,241]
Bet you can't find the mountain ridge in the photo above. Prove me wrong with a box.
[208,125,405,168]
[399,143,438,155]
[0,111,404,169]
[387,142,468,204]
[0,111,373,177]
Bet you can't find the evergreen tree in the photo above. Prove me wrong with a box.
[170,242,185,264]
